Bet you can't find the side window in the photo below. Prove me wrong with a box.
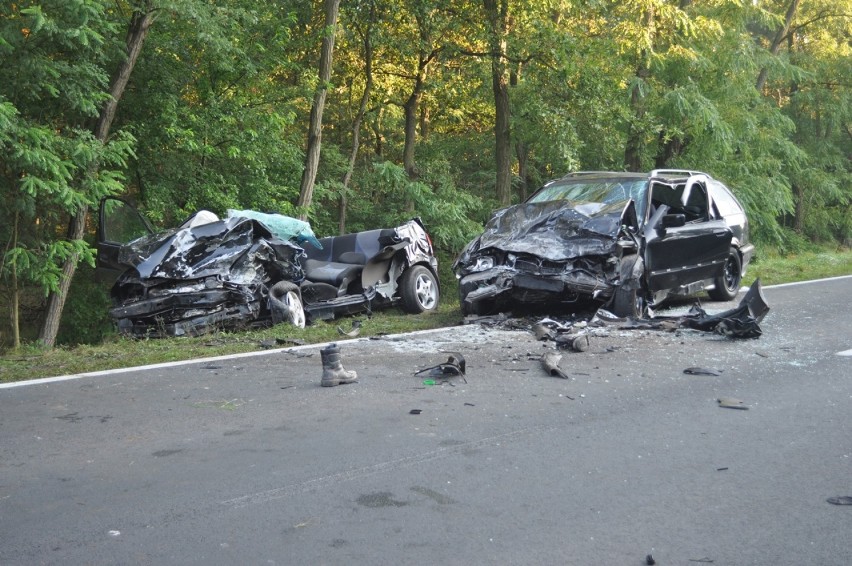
[683,183,709,222]
[101,198,153,244]
[709,181,741,218]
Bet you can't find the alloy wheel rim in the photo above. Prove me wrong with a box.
[415,274,437,309]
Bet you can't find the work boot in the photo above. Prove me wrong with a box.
[320,343,358,387]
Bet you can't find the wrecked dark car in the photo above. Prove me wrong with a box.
[453,170,754,317]
[96,198,440,337]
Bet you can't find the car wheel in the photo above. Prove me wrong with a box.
[708,247,742,301]
[611,255,645,318]
[269,281,306,328]
[400,265,439,313]
[612,285,644,318]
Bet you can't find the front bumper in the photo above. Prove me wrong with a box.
[458,266,615,314]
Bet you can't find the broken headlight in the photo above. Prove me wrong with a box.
[469,255,496,272]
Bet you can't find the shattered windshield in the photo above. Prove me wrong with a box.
[529,179,648,217]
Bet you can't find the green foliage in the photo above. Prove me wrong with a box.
[2,0,849,347]
[0,1,134,321]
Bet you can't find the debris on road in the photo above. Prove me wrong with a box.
[826,496,852,506]
[717,397,749,410]
[541,351,570,379]
[556,333,590,352]
[414,353,467,380]
[684,367,723,376]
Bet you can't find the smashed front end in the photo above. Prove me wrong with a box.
[110,217,305,337]
[453,200,639,315]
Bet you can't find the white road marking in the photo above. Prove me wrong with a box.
[837,350,852,357]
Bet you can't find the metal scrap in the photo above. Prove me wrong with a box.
[414,353,467,380]
[541,351,570,379]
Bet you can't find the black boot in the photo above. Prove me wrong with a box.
[320,343,358,387]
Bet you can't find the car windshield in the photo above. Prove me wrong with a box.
[528,179,648,216]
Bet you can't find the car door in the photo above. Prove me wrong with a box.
[96,197,154,274]
[644,178,732,291]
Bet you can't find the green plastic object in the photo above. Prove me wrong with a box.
[227,209,322,249]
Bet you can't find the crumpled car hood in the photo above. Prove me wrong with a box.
[463,200,627,262]
[118,216,305,283]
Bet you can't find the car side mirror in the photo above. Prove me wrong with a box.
[662,213,686,228]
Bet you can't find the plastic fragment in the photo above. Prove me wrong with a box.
[542,351,570,379]
[826,496,852,505]
[337,320,362,337]
[717,397,748,410]
[684,367,722,376]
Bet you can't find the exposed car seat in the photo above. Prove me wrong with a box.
[302,229,398,294]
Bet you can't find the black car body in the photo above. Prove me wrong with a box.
[453,170,754,317]
[97,198,440,337]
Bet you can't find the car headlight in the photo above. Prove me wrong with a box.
[470,256,495,272]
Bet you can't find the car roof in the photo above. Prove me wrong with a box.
[556,170,712,181]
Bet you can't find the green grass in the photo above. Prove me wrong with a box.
[743,247,852,287]
[2,246,850,383]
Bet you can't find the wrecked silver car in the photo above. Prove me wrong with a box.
[97,198,440,337]
[453,170,754,317]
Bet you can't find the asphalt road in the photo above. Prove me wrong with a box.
[2,277,851,565]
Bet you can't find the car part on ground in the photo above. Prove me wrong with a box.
[454,170,754,317]
[97,198,440,337]
[466,279,770,341]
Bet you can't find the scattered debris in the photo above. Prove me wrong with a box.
[533,323,556,341]
[414,353,467,380]
[826,496,852,506]
[717,397,748,410]
[541,351,570,379]
[646,554,656,565]
[409,409,422,415]
[684,367,723,376]
[716,467,728,471]
[555,333,590,352]
[284,349,313,358]
[337,320,362,337]
[276,337,306,346]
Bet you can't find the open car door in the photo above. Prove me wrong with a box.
[644,177,733,292]
[96,197,154,275]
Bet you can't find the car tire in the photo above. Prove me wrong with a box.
[611,255,645,318]
[400,265,439,313]
[612,285,644,318]
[269,281,306,328]
[708,247,742,301]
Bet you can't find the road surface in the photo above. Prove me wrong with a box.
[1,277,851,565]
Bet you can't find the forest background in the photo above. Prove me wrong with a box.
[1,0,849,350]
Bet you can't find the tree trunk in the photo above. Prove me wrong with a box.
[623,7,654,172]
[297,0,341,219]
[38,3,155,348]
[756,0,800,92]
[9,211,20,349]
[483,0,512,206]
[340,8,374,235]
